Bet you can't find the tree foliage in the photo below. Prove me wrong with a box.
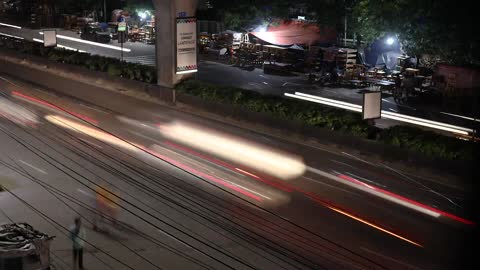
[208,0,291,31]
[209,0,346,31]
[352,0,479,65]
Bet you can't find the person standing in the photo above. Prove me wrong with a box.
[69,217,86,270]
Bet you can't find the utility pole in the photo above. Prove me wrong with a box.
[344,14,347,47]
[104,0,107,22]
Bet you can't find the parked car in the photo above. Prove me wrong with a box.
[79,23,111,43]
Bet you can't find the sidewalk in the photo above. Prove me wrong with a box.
[0,162,201,270]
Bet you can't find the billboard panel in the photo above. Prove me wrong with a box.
[43,30,56,47]
[176,17,197,74]
[362,91,382,120]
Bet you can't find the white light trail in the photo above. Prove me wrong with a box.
[284,93,362,112]
[176,69,198,74]
[40,32,131,52]
[307,167,441,218]
[286,92,473,135]
[159,121,306,180]
[0,32,24,39]
[295,92,362,109]
[381,112,469,135]
[57,44,86,53]
[33,38,86,52]
[440,112,480,122]
[0,22,22,29]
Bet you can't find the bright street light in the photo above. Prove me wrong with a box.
[385,37,395,45]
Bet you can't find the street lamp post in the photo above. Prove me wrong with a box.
[104,0,107,23]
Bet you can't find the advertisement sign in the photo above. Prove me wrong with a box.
[176,17,197,74]
[43,30,56,47]
[118,22,127,32]
[362,91,382,120]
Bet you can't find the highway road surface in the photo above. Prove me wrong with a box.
[0,74,477,270]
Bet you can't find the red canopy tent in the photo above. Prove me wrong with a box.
[249,20,336,46]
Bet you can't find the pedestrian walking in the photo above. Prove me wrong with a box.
[69,217,86,270]
[93,183,120,231]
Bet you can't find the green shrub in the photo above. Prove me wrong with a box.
[107,62,122,77]
[176,79,475,161]
[122,63,137,80]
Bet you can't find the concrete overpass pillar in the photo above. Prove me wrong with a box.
[153,0,198,88]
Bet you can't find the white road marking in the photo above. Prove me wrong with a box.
[360,247,424,270]
[79,103,108,113]
[341,152,376,166]
[440,112,480,122]
[344,172,387,188]
[329,159,357,169]
[382,164,461,207]
[382,99,416,110]
[33,88,57,97]
[307,166,441,218]
[18,160,47,174]
[235,168,260,179]
[222,179,272,200]
[77,188,95,199]
[382,98,395,104]
[128,130,159,143]
[303,176,357,196]
[79,138,103,149]
[389,108,398,112]
[0,76,23,88]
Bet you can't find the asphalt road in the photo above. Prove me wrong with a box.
[0,75,477,270]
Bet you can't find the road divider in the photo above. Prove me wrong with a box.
[286,92,473,136]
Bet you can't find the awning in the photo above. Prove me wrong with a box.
[289,44,304,50]
[250,20,336,46]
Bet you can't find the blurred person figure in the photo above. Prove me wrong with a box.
[69,217,86,270]
[93,183,120,231]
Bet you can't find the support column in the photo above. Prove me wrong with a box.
[153,0,198,88]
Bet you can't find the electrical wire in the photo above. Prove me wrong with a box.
[0,184,132,270]
[0,154,214,270]
[0,204,14,223]
[5,157,165,270]
[0,125,258,270]
[0,89,388,269]
[0,106,376,268]
[39,127,324,270]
